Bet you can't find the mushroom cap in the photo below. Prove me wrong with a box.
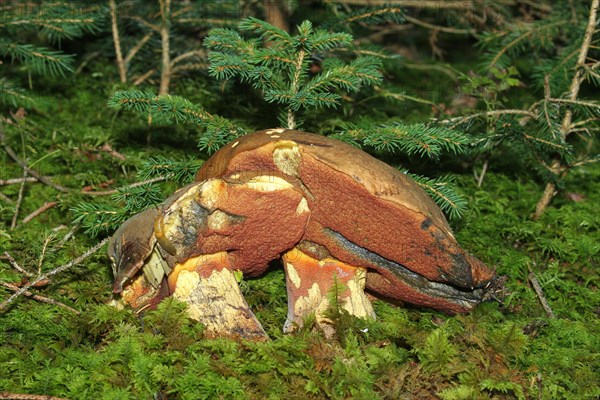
[197,129,451,237]
[108,207,160,293]
[196,129,496,312]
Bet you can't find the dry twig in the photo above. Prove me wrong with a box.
[1,251,33,277]
[22,201,58,225]
[1,131,70,193]
[10,169,27,230]
[0,281,80,315]
[81,176,167,196]
[0,177,39,185]
[0,393,69,400]
[528,270,556,319]
[109,0,127,83]
[0,238,109,312]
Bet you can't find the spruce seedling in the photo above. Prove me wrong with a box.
[445,1,600,217]
[205,17,383,129]
[0,2,102,107]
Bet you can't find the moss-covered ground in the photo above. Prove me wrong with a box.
[1,55,599,400]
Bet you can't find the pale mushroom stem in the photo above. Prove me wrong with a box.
[169,252,268,340]
[282,248,375,337]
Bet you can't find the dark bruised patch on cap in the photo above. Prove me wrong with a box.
[449,252,475,289]
[323,228,484,306]
[421,218,433,230]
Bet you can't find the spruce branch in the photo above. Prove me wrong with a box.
[482,20,567,70]
[343,6,405,25]
[108,89,244,152]
[124,32,154,66]
[73,181,163,236]
[138,156,202,184]
[441,109,538,129]
[407,173,467,219]
[534,0,599,218]
[343,122,469,159]
[404,15,473,35]
[0,2,102,40]
[108,0,233,92]
[73,157,201,236]
[0,41,74,77]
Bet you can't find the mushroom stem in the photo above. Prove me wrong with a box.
[170,252,268,340]
[282,248,374,337]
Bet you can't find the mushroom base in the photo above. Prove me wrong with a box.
[282,248,375,337]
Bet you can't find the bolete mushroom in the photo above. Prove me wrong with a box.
[109,129,498,339]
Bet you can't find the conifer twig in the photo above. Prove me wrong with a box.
[404,15,474,35]
[81,176,167,196]
[0,238,109,313]
[1,251,33,277]
[441,109,537,128]
[0,281,80,315]
[10,169,27,231]
[528,269,555,319]
[22,201,58,225]
[0,177,39,185]
[0,393,68,400]
[133,68,157,86]
[1,131,70,193]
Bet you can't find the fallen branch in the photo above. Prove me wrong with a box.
[81,176,167,196]
[0,393,68,400]
[0,177,39,185]
[10,169,27,230]
[440,109,537,128]
[99,143,126,161]
[0,281,80,315]
[22,201,58,225]
[0,238,109,312]
[528,270,556,319]
[0,192,12,203]
[0,132,70,193]
[1,251,33,277]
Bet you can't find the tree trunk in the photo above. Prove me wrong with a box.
[109,0,127,83]
[158,0,171,95]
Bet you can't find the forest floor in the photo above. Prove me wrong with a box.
[1,58,599,400]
